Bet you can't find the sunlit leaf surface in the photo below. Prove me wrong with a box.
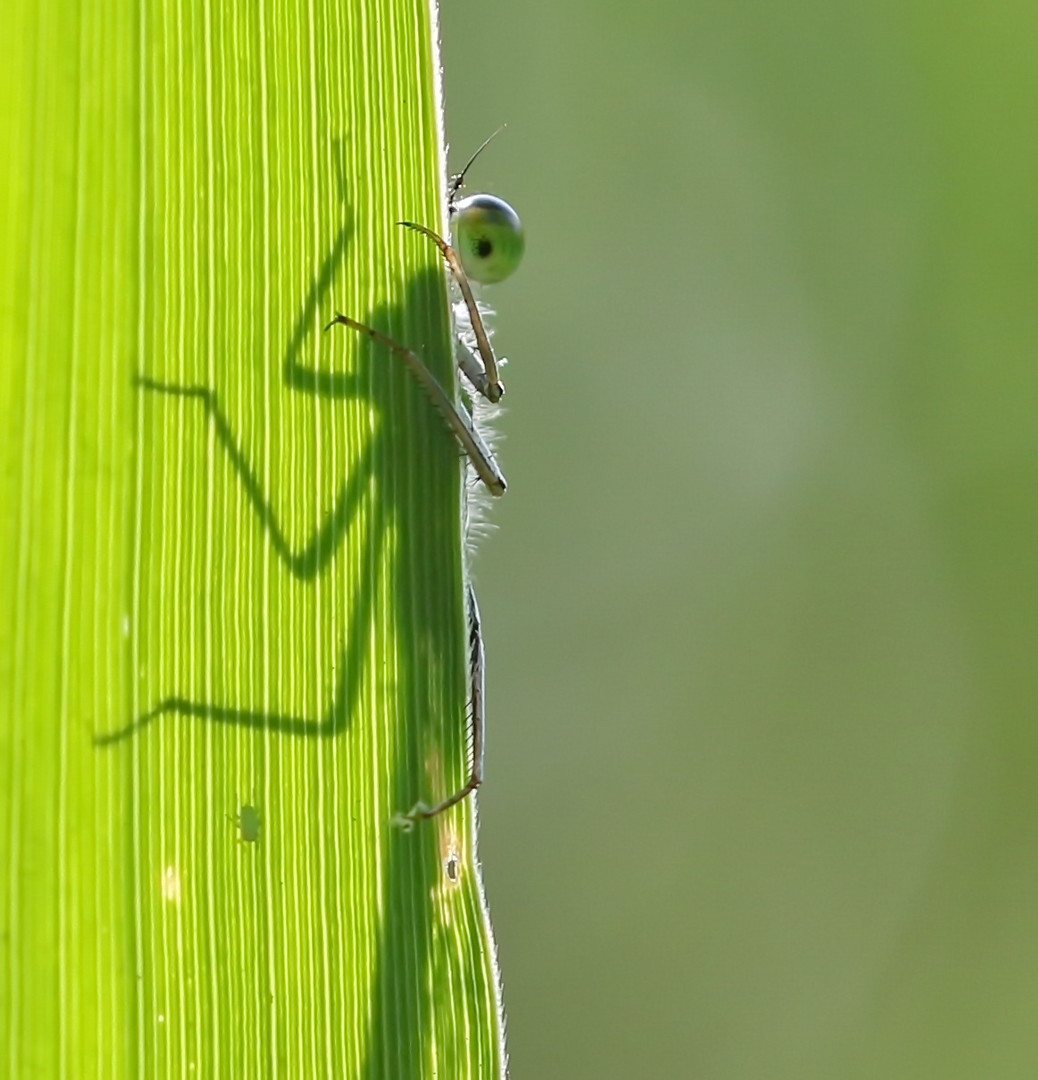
[0,1,504,1075]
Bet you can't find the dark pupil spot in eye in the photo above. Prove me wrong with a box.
[475,237,493,259]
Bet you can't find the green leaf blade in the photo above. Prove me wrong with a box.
[1,1,504,1076]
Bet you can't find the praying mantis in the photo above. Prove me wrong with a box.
[326,132,523,826]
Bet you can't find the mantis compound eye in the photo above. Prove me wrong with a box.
[452,193,524,285]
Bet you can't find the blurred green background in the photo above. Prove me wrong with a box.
[440,1,1038,1076]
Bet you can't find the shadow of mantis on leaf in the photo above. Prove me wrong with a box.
[95,214,465,754]
[95,125,523,836]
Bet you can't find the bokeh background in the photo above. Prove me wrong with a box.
[439,2,1038,1076]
